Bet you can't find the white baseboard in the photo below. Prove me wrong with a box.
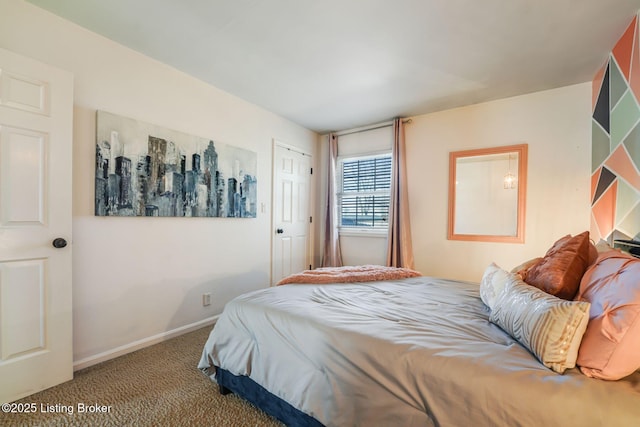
[73,315,219,371]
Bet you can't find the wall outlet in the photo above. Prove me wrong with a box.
[202,293,211,306]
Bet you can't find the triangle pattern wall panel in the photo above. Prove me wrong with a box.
[592,63,608,112]
[605,144,640,190]
[593,64,611,134]
[612,16,636,82]
[624,117,640,166]
[630,15,640,102]
[617,180,639,224]
[610,59,628,107]
[592,166,617,204]
[592,180,618,238]
[611,91,640,147]
[591,12,640,242]
[592,121,611,172]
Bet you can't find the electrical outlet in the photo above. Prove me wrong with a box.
[202,293,211,306]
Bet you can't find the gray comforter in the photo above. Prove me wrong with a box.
[199,277,640,426]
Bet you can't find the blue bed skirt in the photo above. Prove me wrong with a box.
[215,367,324,427]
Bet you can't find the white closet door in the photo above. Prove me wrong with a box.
[0,47,74,403]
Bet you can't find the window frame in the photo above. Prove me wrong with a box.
[337,150,392,236]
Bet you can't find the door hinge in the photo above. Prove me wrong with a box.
[310,167,313,175]
[309,264,312,270]
[309,216,313,223]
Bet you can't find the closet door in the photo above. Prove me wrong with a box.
[272,142,312,284]
[0,47,74,403]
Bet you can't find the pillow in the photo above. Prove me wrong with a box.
[575,251,640,380]
[517,235,572,282]
[524,231,591,300]
[490,278,590,374]
[510,257,542,279]
[480,263,516,310]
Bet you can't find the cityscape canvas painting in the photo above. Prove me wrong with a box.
[95,111,257,218]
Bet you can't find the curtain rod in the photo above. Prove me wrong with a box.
[334,119,412,137]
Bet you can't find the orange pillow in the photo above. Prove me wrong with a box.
[524,231,591,300]
[511,257,542,278]
[575,251,640,380]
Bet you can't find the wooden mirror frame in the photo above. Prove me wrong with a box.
[448,143,528,243]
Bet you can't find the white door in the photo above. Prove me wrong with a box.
[0,48,74,403]
[271,143,312,285]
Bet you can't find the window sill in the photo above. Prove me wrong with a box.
[338,228,388,238]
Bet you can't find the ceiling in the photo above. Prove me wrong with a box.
[27,0,640,134]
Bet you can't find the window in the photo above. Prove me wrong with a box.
[338,153,392,230]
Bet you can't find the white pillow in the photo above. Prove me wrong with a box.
[490,278,590,374]
[479,263,514,309]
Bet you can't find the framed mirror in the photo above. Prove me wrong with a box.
[448,144,527,243]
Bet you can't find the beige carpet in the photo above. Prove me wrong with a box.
[0,326,284,426]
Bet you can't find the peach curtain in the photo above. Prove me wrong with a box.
[386,119,414,269]
[321,134,343,267]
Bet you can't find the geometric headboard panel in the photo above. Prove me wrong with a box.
[591,12,640,242]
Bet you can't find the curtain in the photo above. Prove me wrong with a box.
[386,118,415,269]
[321,134,343,267]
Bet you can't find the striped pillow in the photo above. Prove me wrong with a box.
[479,262,515,310]
[490,277,590,374]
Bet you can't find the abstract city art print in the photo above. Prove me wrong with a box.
[95,111,257,218]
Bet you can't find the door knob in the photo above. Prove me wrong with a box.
[52,238,67,248]
[276,228,284,234]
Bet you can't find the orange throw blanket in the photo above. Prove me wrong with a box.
[276,265,421,286]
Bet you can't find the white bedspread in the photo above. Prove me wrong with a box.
[198,277,640,426]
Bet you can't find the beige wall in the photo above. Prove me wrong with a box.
[1,0,318,367]
[406,83,592,281]
[315,84,592,278]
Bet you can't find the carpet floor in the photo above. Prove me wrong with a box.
[0,326,284,426]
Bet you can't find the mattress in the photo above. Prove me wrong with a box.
[198,277,640,426]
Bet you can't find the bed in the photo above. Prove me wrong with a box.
[199,267,640,426]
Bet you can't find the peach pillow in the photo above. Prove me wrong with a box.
[524,231,591,300]
[575,251,640,380]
